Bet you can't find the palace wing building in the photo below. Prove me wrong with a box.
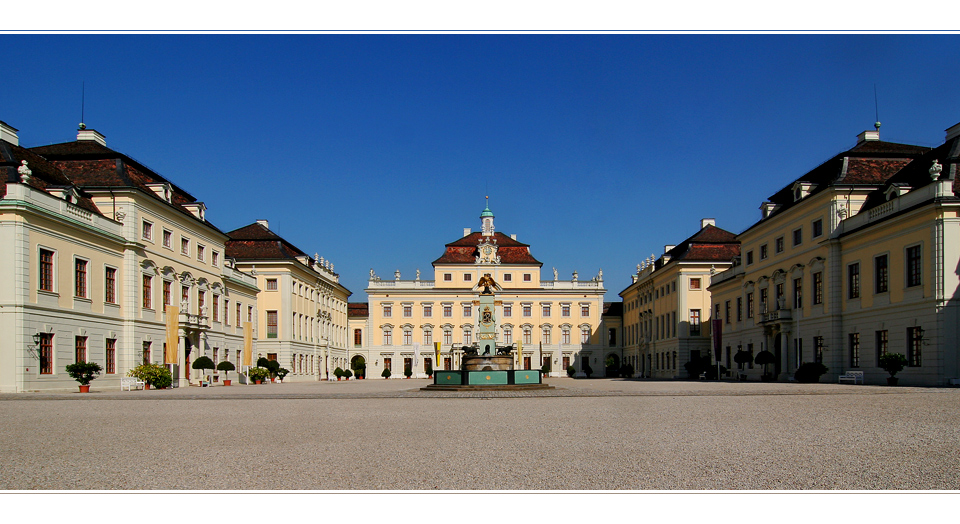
[710,125,960,386]
[354,205,615,378]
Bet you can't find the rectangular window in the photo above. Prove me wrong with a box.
[813,272,823,305]
[724,300,731,324]
[793,278,802,309]
[39,249,55,292]
[105,339,116,374]
[383,305,392,317]
[198,290,205,314]
[523,328,532,345]
[792,228,802,246]
[142,221,153,241]
[542,328,551,345]
[746,293,754,318]
[690,309,701,336]
[443,273,452,282]
[423,305,432,317]
[542,305,550,317]
[463,273,472,282]
[266,279,278,291]
[39,333,53,374]
[814,336,824,364]
[736,297,743,322]
[581,305,589,317]
[608,328,616,346]
[561,304,570,317]
[212,251,219,267]
[267,311,278,338]
[142,341,151,365]
[181,285,189,307]
[746,251,754,265]
[223,299,229,325]
[163,281,171,306]
[75,259,88,298]
[423,329,432,345]
[906,245,922,287]
[403,305,412,317]
[403,329,412,346]
[236,303,241,326]
[197,244,205,262]
[760,244,768,260]
[354,329,362,347]
[443,305,452,317]
[812,219,823,238]
[875,254,888,293]
[759,288,768,313]
[443,329,452,345]
[75,336,87,363]
[523,304,532,317]
[775,283,784,308]
[503,305,512,317]
[689,278,701,290]
[775,237,784,253]
[849,333,860,368]
[142,275,152,309]
[213,295,219,322]
[383,328,393,346]
[848,263,860,299]
[876,330,888,365]
[523,273,531,282]
[503,329,512,344]
[907,327,922,367]
[181,237,189,256]
[463,305,472,317]
[162,229,172,248]
[105,267,117,304]
[503,273,512,282]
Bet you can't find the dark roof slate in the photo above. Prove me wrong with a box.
[225,222,309,261]
[0,139,104,216]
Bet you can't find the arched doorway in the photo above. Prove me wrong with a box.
[350,355,366,379]
[605,353,620,377]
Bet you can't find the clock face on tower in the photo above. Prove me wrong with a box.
[476,241,499,264]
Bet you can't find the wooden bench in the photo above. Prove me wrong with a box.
[838,370,864,384]
[120,376,145,391]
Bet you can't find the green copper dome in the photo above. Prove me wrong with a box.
[480,205,494,218]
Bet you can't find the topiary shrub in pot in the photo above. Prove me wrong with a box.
[583,362,593,378]
[151,367,173,389]
[276,367,289,382]
[343,368,353,380]
[425,362,433,378]
[217,361,235,386]
[879,353,908,386]
[754,350,776,381]
[192,356,215,384]
[540,361,551,377]
[65,361,102,392]
[404,366,413,379]
[257,357,270,369]
[265,360,280,382]
[794,362,828,383]
[129,363,170,389]
[566,365,576,377]
[381,368,392,379]
[333,367,344,381]
[734,350,753,380]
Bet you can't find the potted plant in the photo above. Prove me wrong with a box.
[733,349,753,380]
[540,361,551,377]
[129,363,171,389]
[192,356,215,385]
[276,367,289,383]
[247,367,269,384]
[217,361,236,386]
[425,362,433,378]
[566,365,576,377]
[152,367,173,389]
[879,353,908,386]
[128,364,151,390]
[755,350,776,381]
[265,360,280,382]
[343,368,353,380]
[794,362,828,383]
[381,368,392,379]
[257,357,271,369]
[404,366,413,379]
[334,367,344,381]
[583,362,593,378]
[65,361,102,393]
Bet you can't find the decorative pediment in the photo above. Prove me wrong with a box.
[884,183,911,201]
[791,181,817,202]
[808,256,826,272]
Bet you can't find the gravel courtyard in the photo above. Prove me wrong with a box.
[2,378,958,490]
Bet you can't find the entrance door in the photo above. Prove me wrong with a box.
[562,356,570,372]
[184,338,192,380]
[523,356,531,370]
[444,357,451,370]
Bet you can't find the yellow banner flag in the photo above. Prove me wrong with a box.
[434,342,441,365]
[517,339,523,366]
[243,322,253,366]
[165,305,179,364]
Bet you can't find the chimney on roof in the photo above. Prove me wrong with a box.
[0,120,19,146]
[700,218,716,229]
[510,234,516,240]
[256,219,269,230]
[77,127,107,146]
[857,130,880,144]
[945,122,960,142]
[463,228,471,237]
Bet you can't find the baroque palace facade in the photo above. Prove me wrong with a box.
[0,119,348,392]
[348,205,620,379]
[708,125,960,386]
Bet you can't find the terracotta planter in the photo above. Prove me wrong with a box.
[144,384,151,390]
[255,380,262,385]
[78,385,90,393]
[887,377,899,386]
[223,379,232,386]
[337,377,341,381]
[270,377,275,383]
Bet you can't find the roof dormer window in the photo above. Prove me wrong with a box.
[884,184,911,201]
[791,181,816,202]
[146,183,173,203]
[760,202,780,219]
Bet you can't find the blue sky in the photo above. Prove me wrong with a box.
[4,34,960,301]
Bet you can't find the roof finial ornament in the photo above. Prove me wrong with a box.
[18,160,32,183]
[930,159,943,181]
[874,84,881,133]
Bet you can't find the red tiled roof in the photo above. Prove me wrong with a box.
[432,232,542,266]
[1,140,104,216]
[666,225,740,263]
[348,302,369,318]
[225,222,309,261]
